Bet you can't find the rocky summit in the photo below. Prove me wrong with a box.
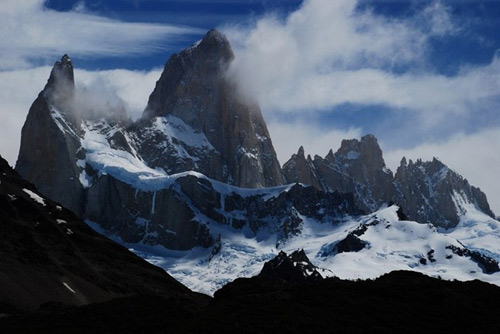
[141,29,284,188]
[14,29,499,294]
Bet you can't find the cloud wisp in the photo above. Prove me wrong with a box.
[0,0,202,70]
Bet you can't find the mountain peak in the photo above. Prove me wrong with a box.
[141,28,284,188]
[46,54,74,90]
[188,28,234,65]
[204,28,228,43]
[44,54,75,110]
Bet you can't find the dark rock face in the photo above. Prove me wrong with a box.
[0,155,194,313]
[83,174,214,250]
[143,29,284,188]
[82,174,359,250]
[319,220,377,257]
[314,135,397,212]
[333,233,368,254]
[446,245,500,274]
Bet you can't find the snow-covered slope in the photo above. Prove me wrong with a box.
[89,205,500,295]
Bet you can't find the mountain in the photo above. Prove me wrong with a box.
[206,269,500,334]
[0,154,202,314]
[282,135,495,228]
[140,29,284,188]
[282,146,323,190]
[14,28,499,294]
[288,134,396,213]
[15,30,293,251]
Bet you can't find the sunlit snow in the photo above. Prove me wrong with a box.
[22,188,46,206]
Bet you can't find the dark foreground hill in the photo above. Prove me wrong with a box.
[2,152,500,333]
[3,268,500,333]
[0,154,206,314]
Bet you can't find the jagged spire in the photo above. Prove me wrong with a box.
[325,149,334,162]
[297,146,305,157]
[43,54,75,110]
[45,54,74,92]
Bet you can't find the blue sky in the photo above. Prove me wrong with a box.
[0,0,499,213]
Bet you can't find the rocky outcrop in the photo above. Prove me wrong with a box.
[258,250,323,282]
[284,135,396,213]
[394,157,495,228]
[142,29,284,188]
[313,135,396,212]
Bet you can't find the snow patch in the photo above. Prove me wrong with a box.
[22,189,46,206]
[62,282,76,294]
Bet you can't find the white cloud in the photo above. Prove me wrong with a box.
[0,0,202,70]
[384,128,500,216]
[223,0,499,131]
[75,68,162,120]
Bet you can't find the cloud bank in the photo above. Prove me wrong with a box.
[224,0,499,128]
[0,0,201,70]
